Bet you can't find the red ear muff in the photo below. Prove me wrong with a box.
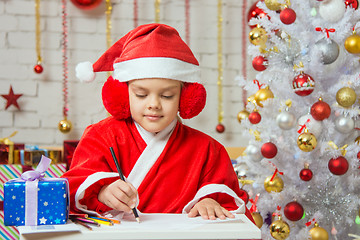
[179,82,207,119]
[102,76,131,120]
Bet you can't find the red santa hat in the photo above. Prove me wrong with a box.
[76,23,206,120]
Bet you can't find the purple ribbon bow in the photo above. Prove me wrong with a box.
[21,156,51,181]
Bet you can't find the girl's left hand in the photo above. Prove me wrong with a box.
[188,198,235,220]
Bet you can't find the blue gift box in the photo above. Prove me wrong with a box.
[4,178,69,226]
[3,156,69,226]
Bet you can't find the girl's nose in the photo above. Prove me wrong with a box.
[147,96,161,110]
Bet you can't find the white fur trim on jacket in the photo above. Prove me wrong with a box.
[182,184,246,214]
[75,172,119,215]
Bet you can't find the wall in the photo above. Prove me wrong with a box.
[0,0,255,147]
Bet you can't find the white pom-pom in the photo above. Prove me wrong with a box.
[75,61,96,83]
[319,0,345,22]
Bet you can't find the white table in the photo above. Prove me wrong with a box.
[19,213,261,240]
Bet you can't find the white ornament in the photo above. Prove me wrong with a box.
[244,144,263,162]
[276,111,296,130]
[297,114,323,137]
[335,116,355,134]
[319,0,345,22]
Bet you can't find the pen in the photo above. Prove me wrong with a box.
[109,147,141,223]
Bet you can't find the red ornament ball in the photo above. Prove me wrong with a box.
[247,0,267,28]
[70,0,102,10]
[216,123,225,133]
[299,168,313,181]
[345,0,358,9]
[280,8,296,25]
[328,156,349,175]
[249,111,261,124]
[310,99,331,121]
[34,64,43,74]
[252,56,267,71]
[284,201,304,221]
[261,142,277,158]
[292,73,315,96]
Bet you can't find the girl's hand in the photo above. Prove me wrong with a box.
[188,198,235,220]
[98,179,138,213]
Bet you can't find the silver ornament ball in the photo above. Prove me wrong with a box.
[276,111,296,130]
[234,163,248,178]
[244,144,263,162]
[335,116,355,134]
[315,38,339,64]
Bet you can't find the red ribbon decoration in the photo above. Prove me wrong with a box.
[305,218,316,227]
[269,161,284,181]
[315,27,336,38]
[253,79,265,89]
[298,118,310,134]
[249,193,260,213]
[272,206,282,217]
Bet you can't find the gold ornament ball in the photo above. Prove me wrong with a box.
[269,218,290,240]
[297,132,317,152]
[344,34,360,54]
[264,174,284,193]
[247,94,256,104]
[251,212,263,228]
[264,0,282,11]
[255,87,274,107]
[336,87,357,108]
[249,27,268,46]
[58,119,72,133]
[309,224,329,240]
[237,109,250,123]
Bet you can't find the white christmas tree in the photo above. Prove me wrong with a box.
[235,0,360,239]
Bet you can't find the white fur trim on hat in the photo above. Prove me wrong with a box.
[112,57,201,83]
[76,61,96,83]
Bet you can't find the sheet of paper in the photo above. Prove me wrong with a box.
[18,222,80,235]
[118,213,245,230]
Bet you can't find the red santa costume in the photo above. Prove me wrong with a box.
[62,23,254,222]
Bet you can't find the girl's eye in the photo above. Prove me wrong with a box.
[135,94,147,98]
[162,95,174,99]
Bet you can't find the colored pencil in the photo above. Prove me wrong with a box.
[91,216,120,224]
[88,216,114,224]
[87,217,114,226]
[73,219,93,231]
[70,213,88,218]
[109,147,141,223]
[72,217,100,226]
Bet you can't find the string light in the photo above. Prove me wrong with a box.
[241,0,248,108]
[58,0,72,134]
[134,0,138,28]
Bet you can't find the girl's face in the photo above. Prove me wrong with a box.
[128,78,181,133]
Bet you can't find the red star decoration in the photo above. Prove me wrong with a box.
[1,85,23,110]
